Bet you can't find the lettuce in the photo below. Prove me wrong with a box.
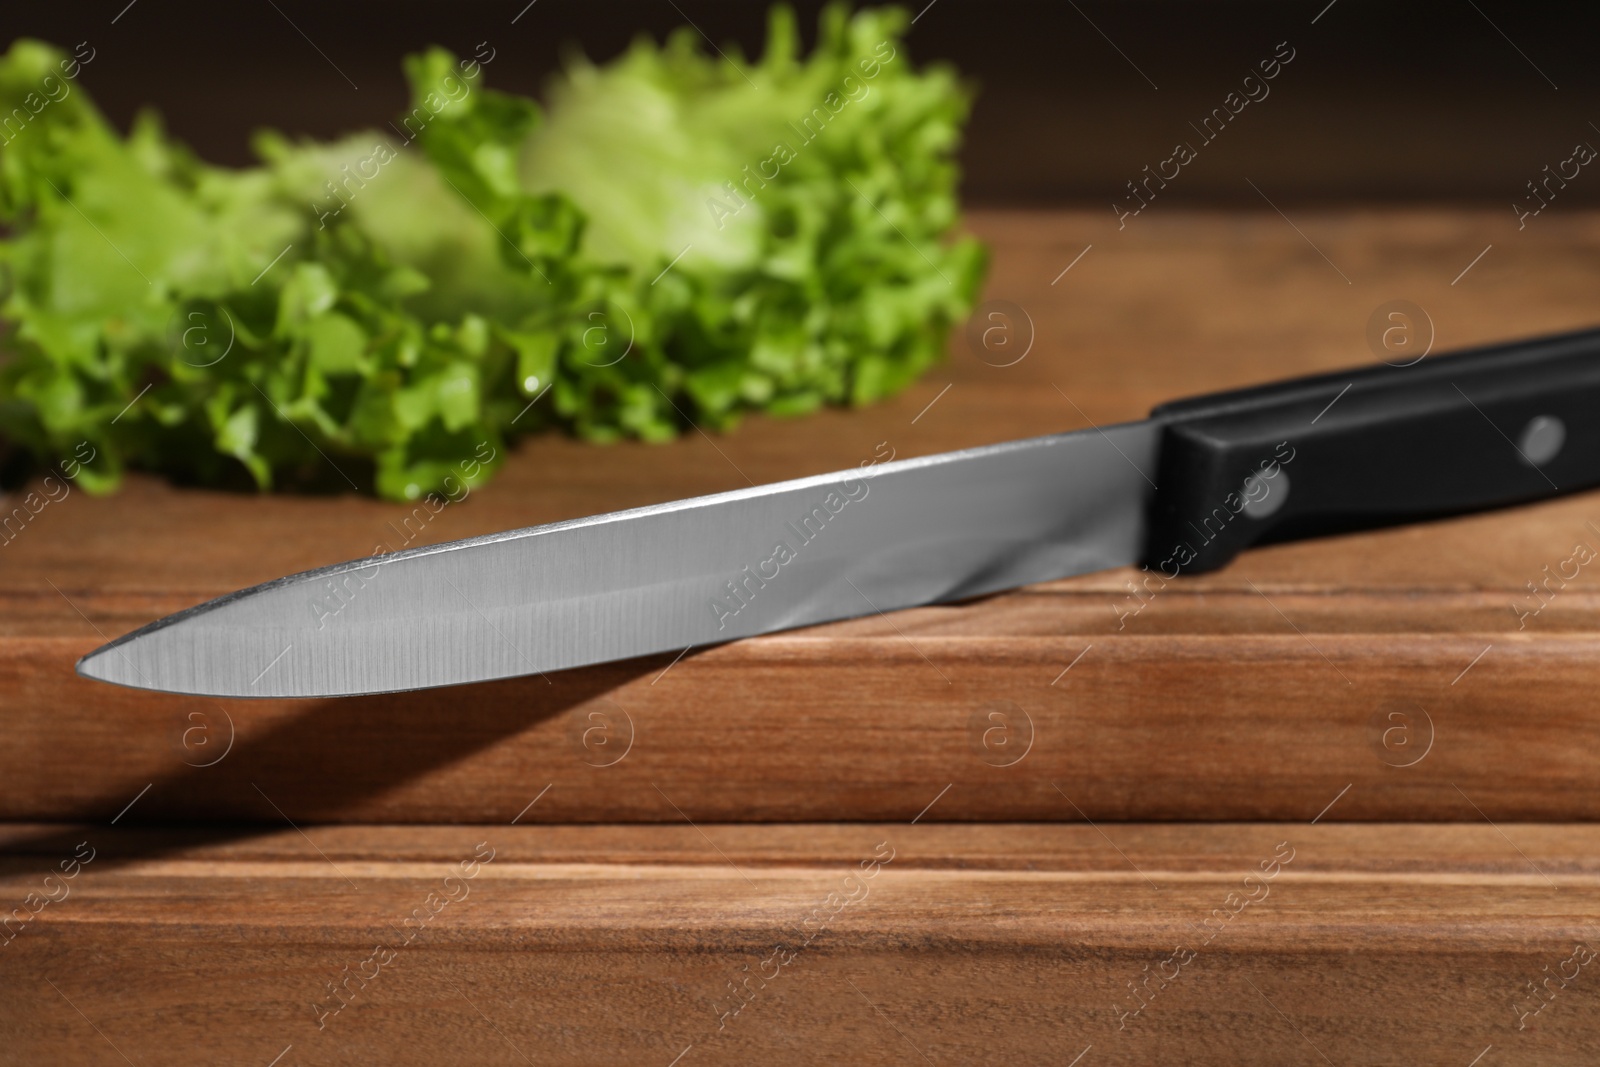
[0,5,984,501]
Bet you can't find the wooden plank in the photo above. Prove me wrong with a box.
[2,822,1596,1065]
[4,625,1598,824]
[5,208,1600,823]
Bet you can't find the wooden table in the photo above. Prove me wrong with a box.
[4,208,1599,1063]
[4,822,1597,1065]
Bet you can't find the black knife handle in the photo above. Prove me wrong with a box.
[1143,325,1600,575]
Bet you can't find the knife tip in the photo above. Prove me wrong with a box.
[74,640,134,688]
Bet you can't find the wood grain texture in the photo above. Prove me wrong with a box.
[5,208,1600,823]
[3,822,1597,1065]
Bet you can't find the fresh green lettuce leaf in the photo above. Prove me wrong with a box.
[0,5,985,501]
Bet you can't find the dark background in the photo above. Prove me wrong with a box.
[7,0,1600,207]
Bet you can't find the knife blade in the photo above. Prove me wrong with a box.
[76,422,1158,697]
[77,324,1600,698]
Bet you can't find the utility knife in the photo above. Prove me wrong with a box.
[78,325,1600,698]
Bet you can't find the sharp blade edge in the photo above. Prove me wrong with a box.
[78,421,1159,697]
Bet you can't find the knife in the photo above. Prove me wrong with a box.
[77,325,1600,698]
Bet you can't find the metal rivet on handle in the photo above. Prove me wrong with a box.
[1518,415,1565,467]
[1242,471,1289,519]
